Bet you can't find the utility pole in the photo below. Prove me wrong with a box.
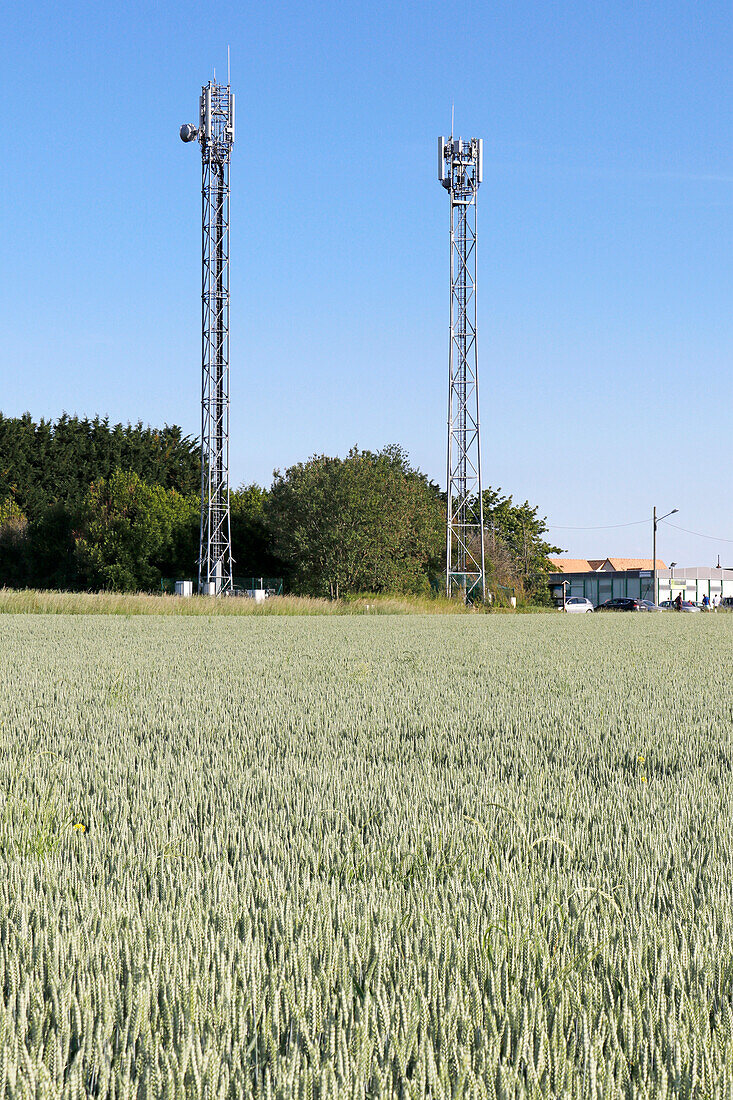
[653,506,678,603]
[653,506,656,603]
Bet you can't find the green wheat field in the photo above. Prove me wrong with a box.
[1,611,732,1098]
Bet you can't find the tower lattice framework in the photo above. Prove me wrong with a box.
[182,80,235,594]
[439,136,486,602]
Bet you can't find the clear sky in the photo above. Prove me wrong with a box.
[2,0,731,565]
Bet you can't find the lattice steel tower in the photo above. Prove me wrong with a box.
[438,135,486,602]
[180,80,235,594]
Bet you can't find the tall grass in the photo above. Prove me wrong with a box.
[0,587,481,616]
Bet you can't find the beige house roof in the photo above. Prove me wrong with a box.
[548,558,592,573]
[605,558,666,571]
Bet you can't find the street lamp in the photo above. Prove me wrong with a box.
[653,507,678,603]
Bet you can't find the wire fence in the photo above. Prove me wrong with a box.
[160,577,284,596]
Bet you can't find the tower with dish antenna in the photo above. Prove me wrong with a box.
[438,131,486,602]
[180,71,235,594]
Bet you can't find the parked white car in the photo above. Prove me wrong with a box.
[560,597,594,613]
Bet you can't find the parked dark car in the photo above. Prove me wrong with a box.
[595,597,643,612]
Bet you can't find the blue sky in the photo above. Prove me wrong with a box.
[2,0,731,564]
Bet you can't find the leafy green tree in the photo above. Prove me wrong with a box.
[0,496,27,537]
[0,497,30,587]
[230,484,284,580]
[479,487,562,601]
[268,446,443,598]
[26,502,80,591]
[75,469,197,591]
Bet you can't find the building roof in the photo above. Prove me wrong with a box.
[605,558,666,571]
[548,557,666,573]
[547,558,592,573]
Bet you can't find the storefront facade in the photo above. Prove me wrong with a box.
[548,567,733,607]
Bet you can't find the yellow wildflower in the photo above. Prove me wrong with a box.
[640,776,647,783]
[73,823,86,832]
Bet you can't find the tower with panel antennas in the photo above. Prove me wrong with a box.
[180,75,235,594]
[438,132,486,602]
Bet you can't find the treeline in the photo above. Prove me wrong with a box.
[0,413,200,512]
[0,414,560,599]
[0,415,278,590]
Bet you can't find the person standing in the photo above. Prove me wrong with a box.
[675,593,683,611]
